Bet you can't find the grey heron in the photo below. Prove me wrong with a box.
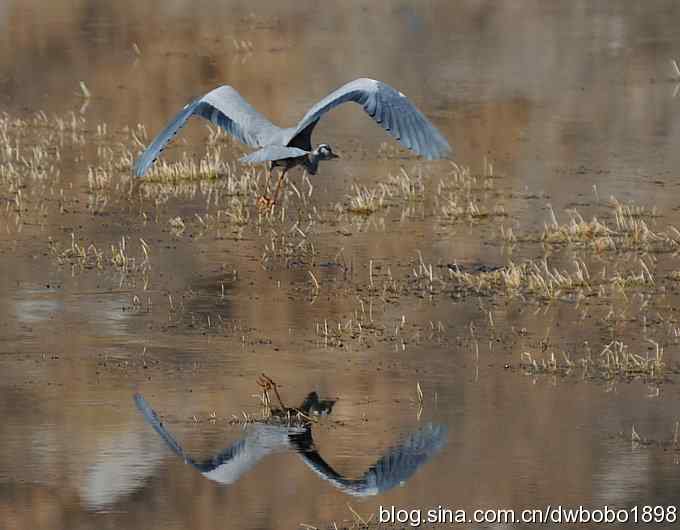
[134,78,451,207]
[134,393,446,495]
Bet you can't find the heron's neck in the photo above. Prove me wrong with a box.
[304,153,320,175]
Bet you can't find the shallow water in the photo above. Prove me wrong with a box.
[3,1,680,529]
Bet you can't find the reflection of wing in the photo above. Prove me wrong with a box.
[134,393,189,460]
[292,424,447,496]
[196,424,300,485]
[134,394,302,485]
[81,430,165,510]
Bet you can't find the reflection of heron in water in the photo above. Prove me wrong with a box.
[134,393,447,497]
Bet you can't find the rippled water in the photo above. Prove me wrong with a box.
[3,2,680,529]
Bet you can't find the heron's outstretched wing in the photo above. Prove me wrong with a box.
[134,394,301,485]
[240,146,309,165]
[286,78,451,160]
[293,423,447,496]
[134,86,281,176]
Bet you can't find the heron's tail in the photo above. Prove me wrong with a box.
[240,146,309,164]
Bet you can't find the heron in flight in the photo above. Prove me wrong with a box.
[134,78,451,207]
[134,393,446,495]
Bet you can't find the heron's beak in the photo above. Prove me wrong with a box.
[331,152,340,159]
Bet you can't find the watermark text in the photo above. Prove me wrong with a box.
[379,504,677,527]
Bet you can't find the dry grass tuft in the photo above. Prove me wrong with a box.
[520,339,668,383]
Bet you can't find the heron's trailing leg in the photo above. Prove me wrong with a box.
[256,164,273,211]
[257,165,288,212]
[270,167,288,206]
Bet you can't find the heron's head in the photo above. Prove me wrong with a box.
[314,144,339,161]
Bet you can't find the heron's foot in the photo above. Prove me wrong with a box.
[257,195,275,212]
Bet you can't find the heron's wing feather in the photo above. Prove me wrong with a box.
[198,86,279,147]
[134,85,281,176]
[288,78,451,160]
[240,146,308,165]
[133,99,200,177]
[293,423,447,496]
